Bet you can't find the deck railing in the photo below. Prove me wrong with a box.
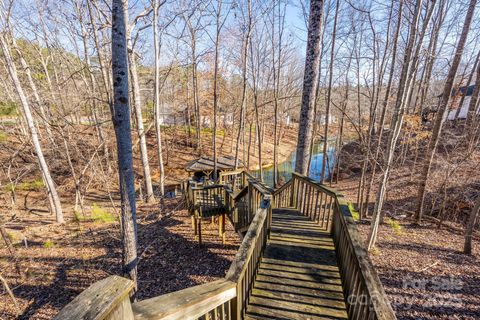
[275,173,396,320]
[225,185,249,232]
[56,170,395,320]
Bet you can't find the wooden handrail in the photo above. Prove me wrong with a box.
[226,205,270,319]
[53,275,135,320]
[334,196,396,319]
[132,279,236,320]
[225,207,268,282]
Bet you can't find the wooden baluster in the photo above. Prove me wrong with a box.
[306,184,312,218]
[198,207,203,245]
[313,189,320,221]
[326,196,334,231]
[316,192,324,223]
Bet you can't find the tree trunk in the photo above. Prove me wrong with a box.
[128,40,155,202]
[112,0,138,289]
[153,0,165,196]
[189,29,202,154]
[212,0,225,181]
[465,52,480,134]
[415,0,477,223]
[364,0,404,217]
[368,0,420,250]
[295,0,324,175]
[0,33,64,224]
[464,198,480,255]
[320,0,339,183]
[234,0,252,170]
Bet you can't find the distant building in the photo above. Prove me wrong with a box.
[317,114,336,125]
[158,112,186,126]
[445,85,480,120]
[157,104,187,126]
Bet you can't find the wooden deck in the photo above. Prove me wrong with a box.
[245,208,348,320]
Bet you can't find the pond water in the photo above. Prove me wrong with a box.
[254,141,336,188]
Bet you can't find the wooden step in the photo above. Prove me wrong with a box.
[246,296,347,319]
[244,208,349,320]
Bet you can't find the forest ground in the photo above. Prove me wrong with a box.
[334,130,480,319]
[0,121,479,319]
[0,122,299,319]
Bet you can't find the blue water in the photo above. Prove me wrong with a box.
[255,142,336,187]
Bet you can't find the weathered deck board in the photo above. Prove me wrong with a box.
[245,208,348,320]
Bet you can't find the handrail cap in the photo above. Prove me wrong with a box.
[54,275,134,320]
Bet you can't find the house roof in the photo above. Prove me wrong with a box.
[184,155,244,172]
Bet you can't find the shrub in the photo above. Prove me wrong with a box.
[43,240,54,248]
[19,178,44,191]
[387,218,403,235]
[0,131,7,143]
[0,101,17,117]
[73,210,85,222]
[91,203,116,223]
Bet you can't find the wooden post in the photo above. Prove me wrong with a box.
[198,213,203,245]
[291,177,297,209]
[222,212,226,244]
[54,275,135,320]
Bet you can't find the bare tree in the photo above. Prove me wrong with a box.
[320,0,340,183]
[295,0,324,175]
[211,0,229,181]
[128,34,155,202]
[368,0,421,250]
[464,197,480,254]
[0,14,64,223]
[153,0,165,196]
[111,0,138,288]
[415,0,477,223]
[234,0,253,170]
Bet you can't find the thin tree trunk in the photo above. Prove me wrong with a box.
[0,33,64,224]
[153,0,165,196]
[234,0,252,170]
[465,53,480,134]
[320,0,339,183]
[454,50,480,121]
[251,42,263,181]
[190,30,202,154]
[128,40,154,202]
[464,198,480,254]
[364,0,404,217]
[368,0,420,250]
[212,0,225,181]
[112,0,138,289]
[415,0,477,223]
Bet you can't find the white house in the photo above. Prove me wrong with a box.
[445,85,480,120]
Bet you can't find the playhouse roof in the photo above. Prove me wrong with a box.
[184,155,244,172]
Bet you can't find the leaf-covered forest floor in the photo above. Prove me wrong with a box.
[0,123,299,319]
[1,120,479,319]
[0,196,242,320]
[334,126,480,319]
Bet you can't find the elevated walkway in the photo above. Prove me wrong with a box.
[55,171,396,320]
[246,208,348,319]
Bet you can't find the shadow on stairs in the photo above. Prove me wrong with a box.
[245,208,348,320]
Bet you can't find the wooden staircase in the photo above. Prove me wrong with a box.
[55,171,396,320]
[245,208,348,320]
